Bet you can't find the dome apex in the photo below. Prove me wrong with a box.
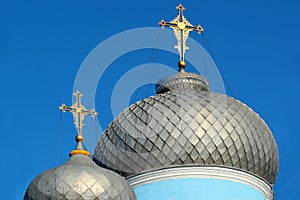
[156,71,209,94]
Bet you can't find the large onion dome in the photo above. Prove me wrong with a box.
[93,71,279,184]
[24,154,136,200]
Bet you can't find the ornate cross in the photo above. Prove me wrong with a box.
[159,3,204,71]
[59,91,98,142]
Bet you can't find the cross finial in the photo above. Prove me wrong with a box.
[159,3,204,72]
[59,91,98,157]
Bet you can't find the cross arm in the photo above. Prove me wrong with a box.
[159,19,178,29]
[185,24,204,34]
[78,104,98,117]
[59,103,74,113]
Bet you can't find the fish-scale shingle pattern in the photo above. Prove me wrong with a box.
[94,88,278,184]
[24,154,136,200]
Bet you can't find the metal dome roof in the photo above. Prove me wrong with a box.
[93,72,279,184]
[24,154,136,200]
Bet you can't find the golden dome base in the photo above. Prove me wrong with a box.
[69,149,91,157]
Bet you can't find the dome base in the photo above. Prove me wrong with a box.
[127,165,273,199]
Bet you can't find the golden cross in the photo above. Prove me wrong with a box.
[159,3,204,71]
[59,91,98,138]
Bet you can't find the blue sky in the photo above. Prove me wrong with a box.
[1,0,299,199]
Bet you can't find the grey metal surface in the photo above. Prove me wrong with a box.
[94,72,279,184]
[24,154,136,200]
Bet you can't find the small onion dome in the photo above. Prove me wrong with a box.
[24,154,136,200]
[93,72,279,184]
